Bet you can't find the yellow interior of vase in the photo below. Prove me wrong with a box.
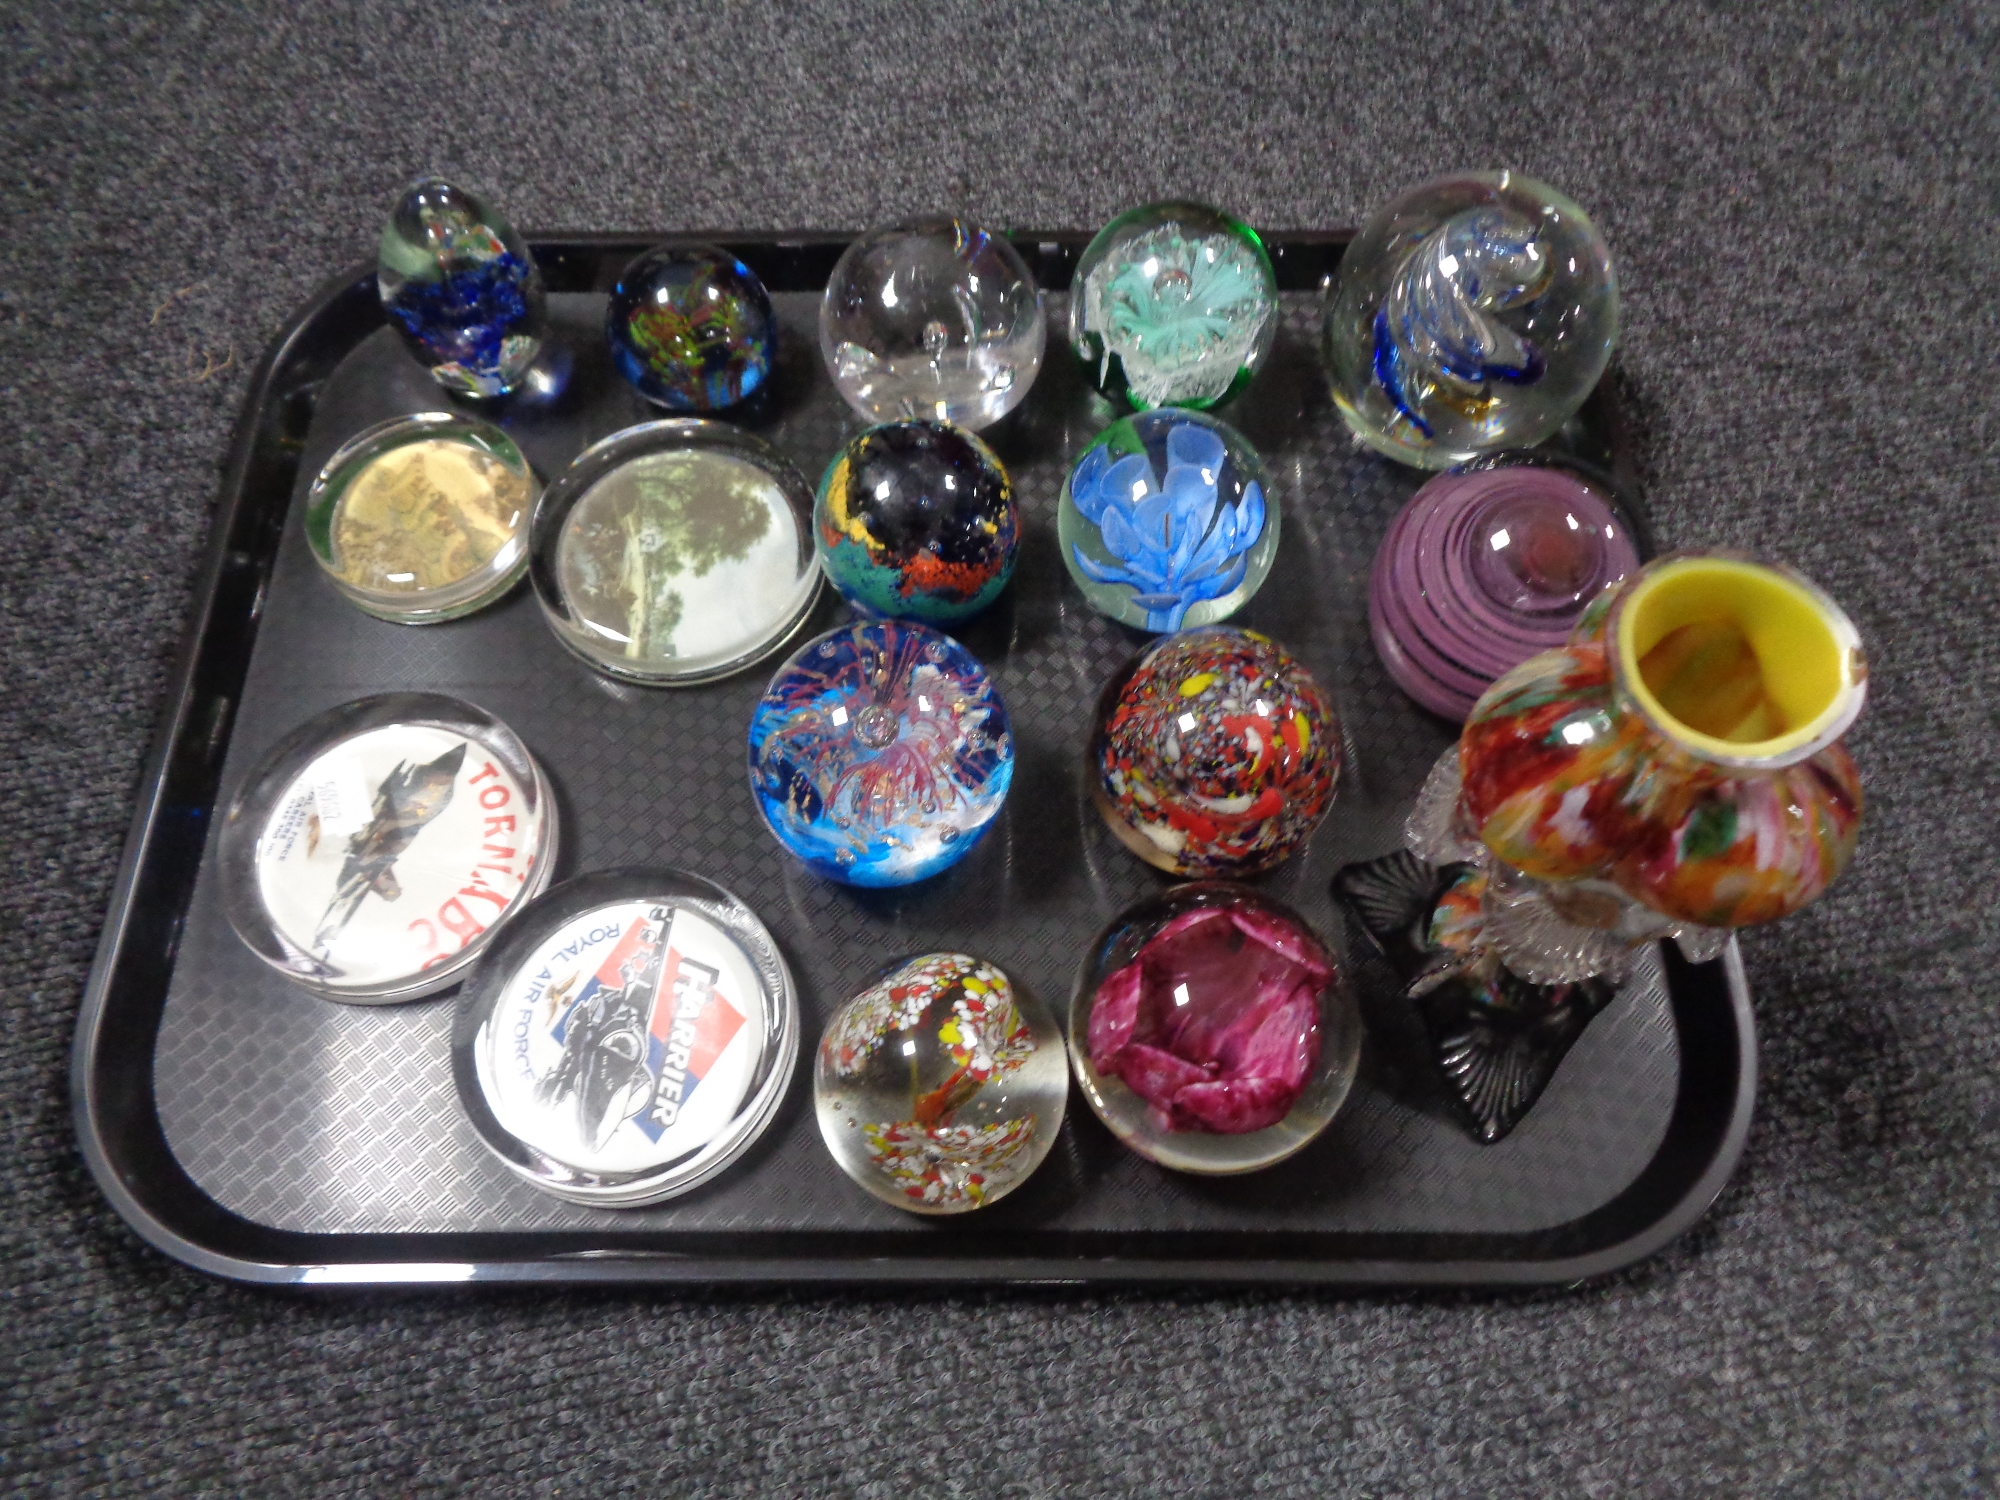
[1617,557,1855,760]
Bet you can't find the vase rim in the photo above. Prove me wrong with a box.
[1609,554,1867,768]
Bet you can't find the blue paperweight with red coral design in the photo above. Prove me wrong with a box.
[606,245,777,412]
[377,178,546,399]
[747,621,1013,887]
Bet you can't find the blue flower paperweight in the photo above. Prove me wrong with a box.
[1057,409,1278,632]
[748,621,1013,887]
[377,178,546,399]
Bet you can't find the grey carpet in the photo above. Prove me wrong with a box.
[4,2,1997,1494]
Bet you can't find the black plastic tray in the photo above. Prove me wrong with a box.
[70,231,1755,1288]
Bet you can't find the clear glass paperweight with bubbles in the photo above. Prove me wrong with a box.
[531,420,822,686]
[814,952,1067,1214]
[1070,882,1361,1174]
[1323,170,1619,468]
[377,178,546,399]
[1069,201,1279,411]
[821,218,1046,431]
[1058,408,1277,632]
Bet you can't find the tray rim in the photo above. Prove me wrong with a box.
[70,229,1757,1290]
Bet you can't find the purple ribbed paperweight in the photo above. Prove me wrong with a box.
[1369,453,1640,719]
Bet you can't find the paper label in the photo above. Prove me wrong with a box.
[475,900,766,1175]
[254,724,540,988]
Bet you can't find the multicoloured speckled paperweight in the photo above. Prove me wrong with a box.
[1092,627,1338,877]
[748,620,1014,887]
[814,953,1067,1214]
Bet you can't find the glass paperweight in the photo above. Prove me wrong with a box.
[1069,202,1278,410]
[531,420,821,686]
[748,620,1014,887]
[1370,451,1641,719]
[605,244,776,412]
[217,694,558,1004]
[1323,170,1619,468]
[815,420,1018,623]
[451,869,798,1207]
[820,218,1045,430]
[1058,408,1277,631]
[377,177,546,399]
[304,412,536,624]
[813,953,1067,1213]
[1093,627,1338,877]
[1070,882,1360,1173]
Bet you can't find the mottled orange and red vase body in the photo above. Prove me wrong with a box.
[1458,554,1867,930]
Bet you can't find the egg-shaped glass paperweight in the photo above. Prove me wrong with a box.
[1058,408,1277,632]
[531,420,821,686]
[815,420,1018,622]
[452,869,798,1206]
[377,177,546,398]
[1323,170,1619,468]
[1069,202,1278,410]
[606,245,777,412]
[814,953,1067,1213]
[1093,627,1338,877]
[821,218,1045,430]
[217,694,559,1004]
[1370,450,1642,719]
[748,620,1013,887]
[1070,882,1360,1173]
[305,412,536,624]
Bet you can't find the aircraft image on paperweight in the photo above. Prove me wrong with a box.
[536,911,671,1153]
[310,741,467,955]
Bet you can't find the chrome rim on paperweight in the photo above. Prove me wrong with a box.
[451,869,800,1207]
